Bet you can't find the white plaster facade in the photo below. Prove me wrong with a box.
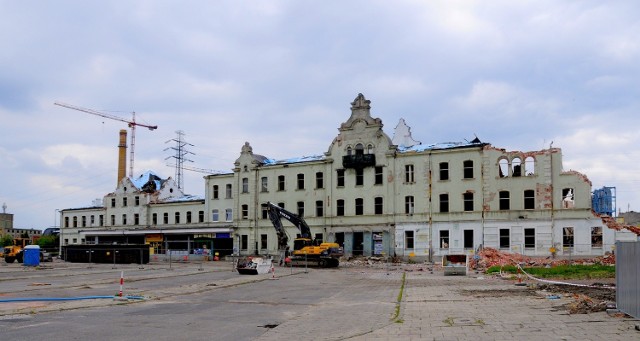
[60,93,636,260]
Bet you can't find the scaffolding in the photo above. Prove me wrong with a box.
[592,186,616,217]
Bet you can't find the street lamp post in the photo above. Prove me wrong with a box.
[55,209,62,258]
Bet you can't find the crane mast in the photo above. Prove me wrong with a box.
[54,101,158,178]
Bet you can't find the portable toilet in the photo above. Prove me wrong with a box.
[23,245,41,266]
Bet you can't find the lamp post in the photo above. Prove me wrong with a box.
[55,209,62,258]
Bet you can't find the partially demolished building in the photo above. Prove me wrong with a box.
[60,94,637,260]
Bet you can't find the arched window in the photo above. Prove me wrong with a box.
[512,157,522,177]
[525,157,535,176]
[355,143,364,155]
[367,144,374,154]
[346,146,352,156]
[499,159,509,178]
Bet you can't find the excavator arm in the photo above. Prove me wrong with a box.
[266,202,312,250]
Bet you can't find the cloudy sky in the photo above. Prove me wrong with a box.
[2,1,639,230]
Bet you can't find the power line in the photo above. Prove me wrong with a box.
[164,130,194,191]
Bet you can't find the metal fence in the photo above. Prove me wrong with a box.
[616,241,640,318]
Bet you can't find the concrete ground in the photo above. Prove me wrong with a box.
[0,259,638,340]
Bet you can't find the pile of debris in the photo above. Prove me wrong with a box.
[469,247,616,270]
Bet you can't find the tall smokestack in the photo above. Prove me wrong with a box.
[118,129,127,185]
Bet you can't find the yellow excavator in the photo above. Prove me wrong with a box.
[266,202,342,267]
[3,237,30,263]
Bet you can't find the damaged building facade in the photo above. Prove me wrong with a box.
[60,94,636,260]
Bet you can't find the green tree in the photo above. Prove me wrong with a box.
[1,234,13,247]
[37,235,58,249]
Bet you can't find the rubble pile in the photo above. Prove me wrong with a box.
[469,247,616,270]
[566,294,609,314]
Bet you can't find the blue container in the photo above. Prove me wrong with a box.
[23,245,41,266]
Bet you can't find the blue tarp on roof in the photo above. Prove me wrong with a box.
[263,155,326,165]
[397,141,484,153]
[131,171,162,190]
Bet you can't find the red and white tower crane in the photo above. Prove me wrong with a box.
[54,101,158,178]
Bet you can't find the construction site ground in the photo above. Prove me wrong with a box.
[0,258,638,340]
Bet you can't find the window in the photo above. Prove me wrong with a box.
[439,162,449,181]
[512,157,522,177]
[64,217,69,228]
[175,212,180,224]
[375,166,383,185]
[524,228,535,249]
[499,191,510,210]
[463,192,474,211]
[111,198,116,208]
[374,197,383,215]
[405,196,414,215]
[224,209,233,221]
[464,230,473,249]
[135,196,140,206]
[499,229,510,249]
[186,211,192,223]
[122,214,127,225]
[524,190,535,209]
[213,185,219,199]
[355,198,363,215]
[316,172,324,189]
[261,177,268,192]
[463,160,473,179]
[337,199,345,216]
[260,234,268,250]
[81,216,86,227]
[242,205,248,219]
[152,213,157,225]
[212,209,219,222]
[198,211,204,223]
[591,226,603,247]
[315,233,323,243]
[499,158,509,177]
[405,230,414,249]
[337,169,345,187]
[297,201,304,217]
[562,188,575,209]
[405,164,414,183]
[439,194,449,213]
[315,200,324,217]
[355,168,364,186]
[99,215,104,226]
[525,157,535,176]
[563,227,574,248]
[242,178,249,193]
[110,215,115,225]
[261,203,268,219]
[278,175,285,191]
[225,184,232,198]
[163,213,168,224]
[134,213,140,225]
[123,197,128,207]
[240,235,248,250]
[440,230,449,249]
[297,173,305,190]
